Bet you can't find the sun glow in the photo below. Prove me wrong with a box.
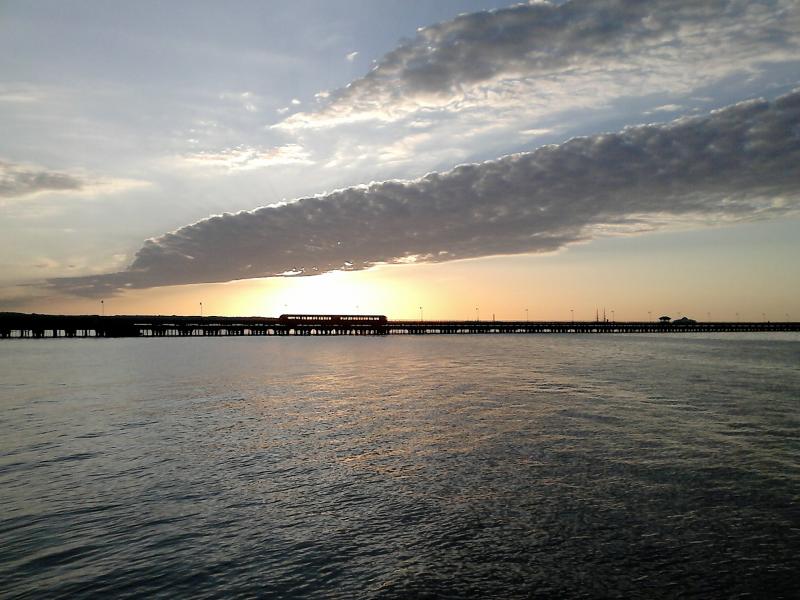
[264,271,387,315]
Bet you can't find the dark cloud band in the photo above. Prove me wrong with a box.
[48,89,800,297]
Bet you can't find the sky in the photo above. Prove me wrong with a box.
[2,0,799,321]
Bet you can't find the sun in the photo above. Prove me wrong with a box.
[262,271,388,316]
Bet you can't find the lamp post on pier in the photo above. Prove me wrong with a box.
[475,307,479,322]
[419,306,423,321]
[101,299,104,317]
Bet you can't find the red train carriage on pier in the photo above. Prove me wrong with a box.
[278,314,387,326]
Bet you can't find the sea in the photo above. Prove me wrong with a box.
[1,333,798,599]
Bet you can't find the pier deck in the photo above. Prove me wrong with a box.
[1,313,797,338]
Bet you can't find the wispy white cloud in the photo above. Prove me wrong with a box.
[218,90,260,113]
[181,144,313,171]
[0,85,42,104]
[647,104,685,114]
[520,128,555,137]
[346,51,359,62]
[47,89,800,297]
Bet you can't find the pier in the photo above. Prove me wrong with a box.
[1,313,798,338]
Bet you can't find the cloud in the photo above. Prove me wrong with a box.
[278,0,800,129]
[647,104,685,114]
[0,160,149,206]
[0,160,86,198]
[181,144,313,171]
[0,83,53,106]
[520,128,555,137]
[33,258,61,270]
[219,90,260,113]
[346,51,359,62]
[47,89,800,297]
[0,290,45,312]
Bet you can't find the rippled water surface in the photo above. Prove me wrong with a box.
[1,334,799,598]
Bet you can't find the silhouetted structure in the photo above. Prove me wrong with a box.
[1,313,798,338]
[673,316,697,326]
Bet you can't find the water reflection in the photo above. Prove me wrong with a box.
[1,334,798,598]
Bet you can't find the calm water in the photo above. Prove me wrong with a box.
[1,334,798,599]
